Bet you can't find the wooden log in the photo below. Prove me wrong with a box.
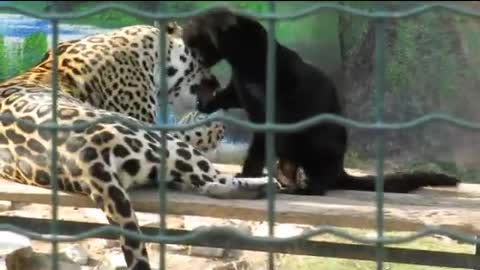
[0,163,479,234]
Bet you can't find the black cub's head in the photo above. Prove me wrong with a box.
[182,7,267,68]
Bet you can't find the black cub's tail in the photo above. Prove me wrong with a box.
[334,171,460,193]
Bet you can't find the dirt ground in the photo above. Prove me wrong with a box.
[0,203,279,270]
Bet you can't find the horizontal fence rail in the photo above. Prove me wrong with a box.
[4,216,480,269]
[1,2,480,20]
[0,1,479,270]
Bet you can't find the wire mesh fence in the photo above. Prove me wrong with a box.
[0,1,480,270]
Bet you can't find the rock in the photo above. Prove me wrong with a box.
[0,231,31,255]
[184,217,228,258]
[147,242,187,254]
[93,248,126,270]
[0,231,32,270]
[5,246,33,270]
[208,260,250,270]
[365,231,379,239]
[0,201,11,212]
[226,223,253,259]
[89,239,119,249]
[137,214,185,230]
[188,246,225,258]
[8,202,29,210]
[184,217,254,259]
[103,239,120,249]
[183,216,223,231]
[63,244,89,265]
[6,250,82,270]
[79,208,109,224]
[185,216,252,258]
[253,223,311,238]
[184,217,253,235]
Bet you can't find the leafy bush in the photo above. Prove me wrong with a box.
[21,32,48,73]
[0,32,48,81]
[0,36,6,80]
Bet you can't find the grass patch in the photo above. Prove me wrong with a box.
[344,150,374,171]
[397,160,480,184]
[249,227,473,270]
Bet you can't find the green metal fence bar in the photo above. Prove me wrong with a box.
[476,235,480,270]
[154,15,169,270]
[8,215,480,269]
[49,12,61,270]
[373,17,387,270]
[2,110,480,134]
[3,217,480,246]
[6,2,480,21]
[265,1,278,270]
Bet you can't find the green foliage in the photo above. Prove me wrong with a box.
[182,1,268,13]
[21,32,47,72]
[68,10,150,29]
[250,226,473,270]
[0,1,48,12]
[12,43,22,78]
[0,32,48,81]
[178,1,340,47]
[344,149,372,170]
[387,20,418,94]
[0,36,6,80]
[386,13,462,121]
[338,1,372,52]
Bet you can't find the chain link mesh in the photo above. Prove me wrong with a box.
[0,2,478,270]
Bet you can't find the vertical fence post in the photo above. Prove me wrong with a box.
[154,3,169,269]
[265,2,278,270]
[474,235,480,270]
[373,17,386,270]
[48,2,61,270]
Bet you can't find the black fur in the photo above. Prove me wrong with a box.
[182,7,460,195]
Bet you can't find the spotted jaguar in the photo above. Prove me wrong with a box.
[0,23,272,270]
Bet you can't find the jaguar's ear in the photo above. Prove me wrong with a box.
[166,21,183,37]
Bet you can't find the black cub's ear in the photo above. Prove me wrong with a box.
[220,13,237,32]
[208,7,238,32]
[204,8,238,50]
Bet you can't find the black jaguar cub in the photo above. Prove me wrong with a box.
[182,7,460,195]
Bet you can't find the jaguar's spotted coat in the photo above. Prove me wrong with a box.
[0,24,271,270]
